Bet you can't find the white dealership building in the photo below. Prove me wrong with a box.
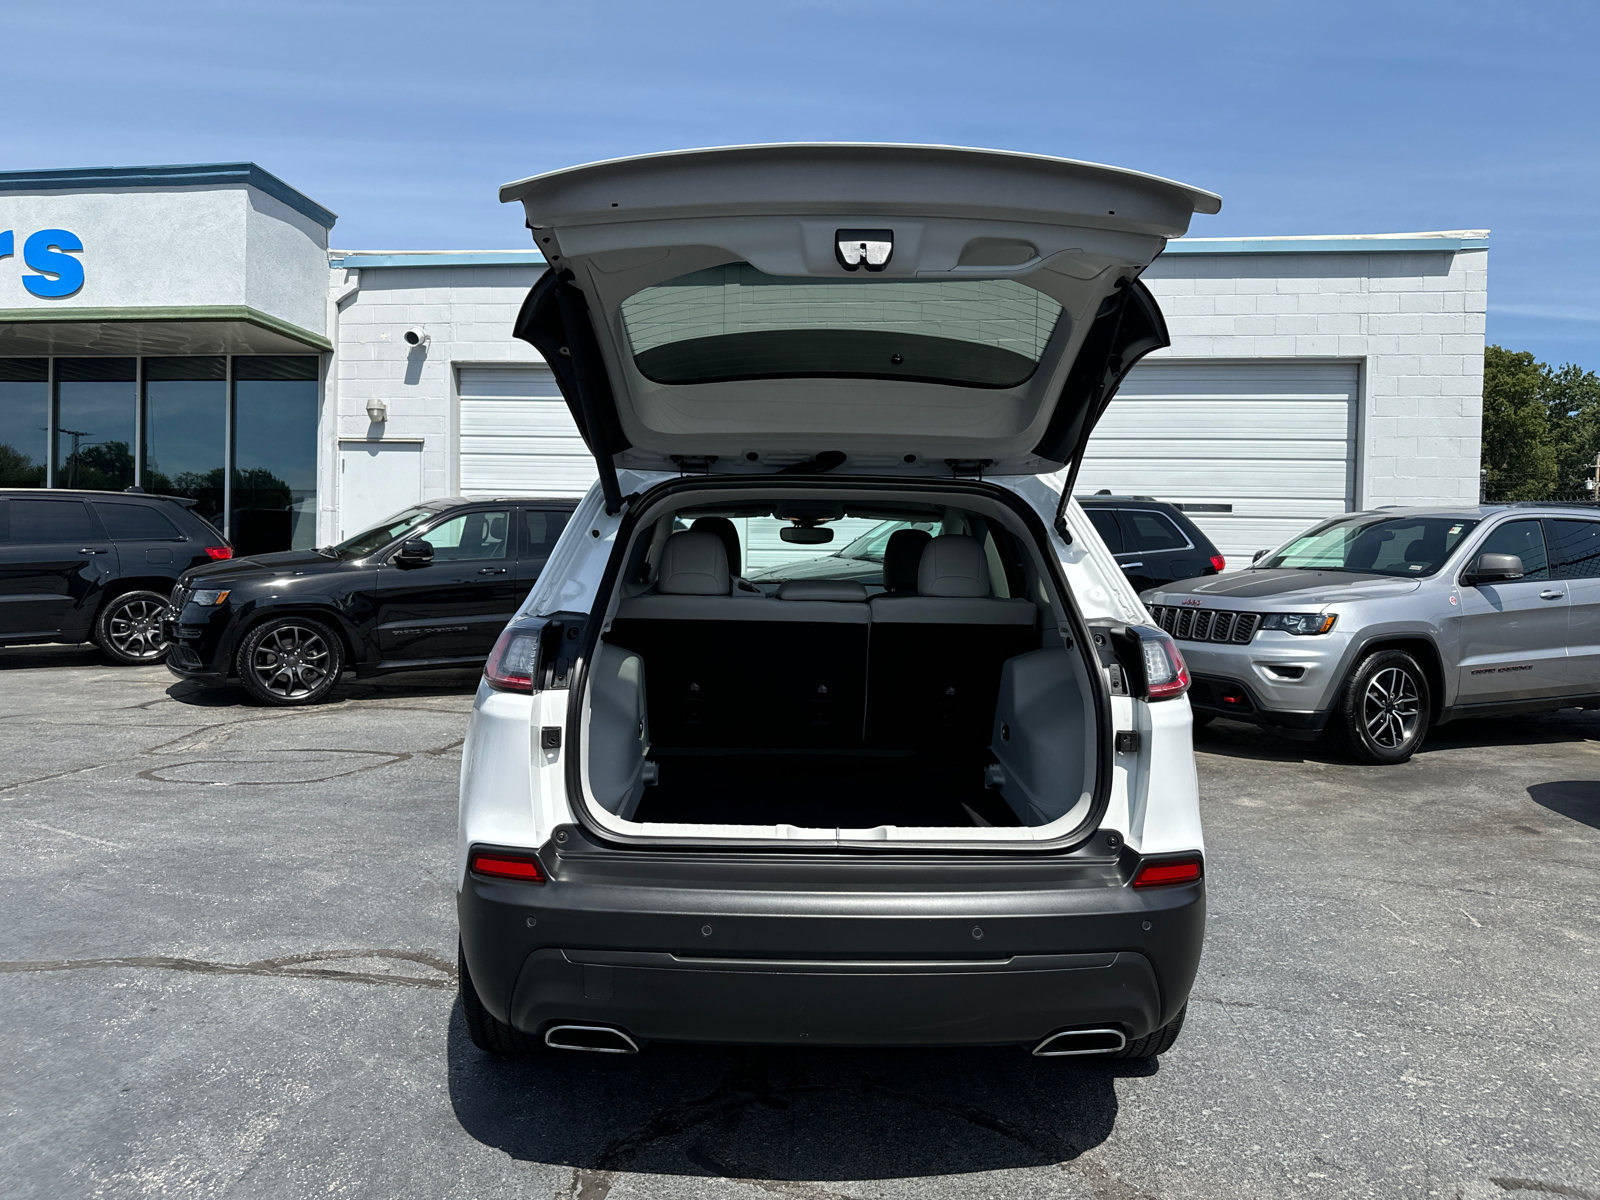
[0,162,1487,560]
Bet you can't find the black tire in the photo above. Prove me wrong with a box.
[459,943,541,1056]
[1331,649,1431,765]
[94,590,172,665]
[237,616,344,706]
[1111,1003,1187,1059]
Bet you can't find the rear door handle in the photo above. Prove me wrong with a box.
[78,548,109,554]
[1120,562,1143,570]
[1540,590,1564,600]
[478,567,508,575]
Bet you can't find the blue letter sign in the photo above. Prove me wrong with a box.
[22,229,85,298]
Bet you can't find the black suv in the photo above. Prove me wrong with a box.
[1076,494,1225,593]
[164,496,577,705]
[0,489,232,664]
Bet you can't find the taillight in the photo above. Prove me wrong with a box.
[204,546,233,560]
[1139,629,1190,701]
[485,625,540,692]
[1209,554,1225,572]
[1132,855,1203,888]
[468,850,545,883]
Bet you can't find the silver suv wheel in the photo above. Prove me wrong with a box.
[1334,649,1431,765]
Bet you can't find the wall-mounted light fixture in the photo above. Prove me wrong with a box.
[366,397,388,423]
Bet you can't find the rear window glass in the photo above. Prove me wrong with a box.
[8,498,93,543]
[1122,510,1187,552]
[1084,509,1123,552]
[1546,519,1600,580]
[94,502,181,541]
[620,263,1063,389]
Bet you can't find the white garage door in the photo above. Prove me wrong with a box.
[457,365,598,497]
[1078,361,1358,561]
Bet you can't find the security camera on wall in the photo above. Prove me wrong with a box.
[403,328,430,348]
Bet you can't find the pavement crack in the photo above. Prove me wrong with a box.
[1490,1180,1599,1199]
[0,763,107,793]
[0,947,456,991]
[16,819,131,849]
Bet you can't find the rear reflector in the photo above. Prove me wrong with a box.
[1132,856,1203,888]
[468,851,545,883]
[204,546,233,560]
[1209,554,1225,572]
[485,625,539,692]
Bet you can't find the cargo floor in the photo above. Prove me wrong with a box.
[630,750,1022,828]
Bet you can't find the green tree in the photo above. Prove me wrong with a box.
[1543,360,1600,496]
[1481,346,1557,500]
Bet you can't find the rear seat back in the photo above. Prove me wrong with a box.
[607,532,870,748]
[867,535,1039,748]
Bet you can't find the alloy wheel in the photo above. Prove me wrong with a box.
[249,624,333,700]
[106,596,169,660]
[1361,666,1420,749]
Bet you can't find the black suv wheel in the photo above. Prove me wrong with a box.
[95,590,172,665]
[1332,649,1430,765]
[237,616,344,706]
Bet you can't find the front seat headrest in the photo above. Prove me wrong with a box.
[657,531,730,596]
[691,516,742,577]
[883,528,932,593]
[918,535,991,598]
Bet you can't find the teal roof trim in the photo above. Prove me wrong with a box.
[0,163,336,229]
[329,251,547,269]
[1162,235,1489,256]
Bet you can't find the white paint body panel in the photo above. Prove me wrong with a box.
[458,471,1202,885]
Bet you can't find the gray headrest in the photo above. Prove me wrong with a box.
[777,579,867,602]
[657,531,729,596]
[691,516,742,577]
[918,535,990,598]
[883,528,932,593]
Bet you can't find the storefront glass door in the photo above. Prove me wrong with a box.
[143,357,226,528]
[55,358,137,491]
[0,359,48,487]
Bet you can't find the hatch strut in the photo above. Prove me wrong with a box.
[1044,278,1171,543]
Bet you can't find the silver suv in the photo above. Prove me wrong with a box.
[1144,506,1600,763]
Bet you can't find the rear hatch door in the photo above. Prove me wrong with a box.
[501,143,1219,509]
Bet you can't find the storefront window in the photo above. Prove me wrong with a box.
[233,356,319,554]
[0,359,49,487]
[56,358,136,491]
[143,357,226,526]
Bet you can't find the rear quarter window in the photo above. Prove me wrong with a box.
[94,502,183,541]
[1122,510,1188,552]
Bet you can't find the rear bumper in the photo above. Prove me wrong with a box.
[458,833,1205,1048]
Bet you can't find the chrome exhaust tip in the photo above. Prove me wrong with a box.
[543,1023,640,1054]
[1032,1027,1127,1057]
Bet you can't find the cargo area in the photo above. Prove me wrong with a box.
[578,491,1101,836]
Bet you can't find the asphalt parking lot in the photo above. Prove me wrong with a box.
[2,648,1596,1200]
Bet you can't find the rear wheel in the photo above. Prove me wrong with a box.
[95,590,171,665]
[1332,650,1430,765]
[459,943,541,1056]
[1111,1003,1186,1059]
[237,616,344,706]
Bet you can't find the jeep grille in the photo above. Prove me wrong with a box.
[1148,604,1260,644]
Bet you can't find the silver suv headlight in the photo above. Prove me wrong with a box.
[1260,613,1336,636]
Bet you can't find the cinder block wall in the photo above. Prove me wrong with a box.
[1142,245,1487,509]
[319,263,546,544]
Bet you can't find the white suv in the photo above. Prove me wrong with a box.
[456,144,1217,1060]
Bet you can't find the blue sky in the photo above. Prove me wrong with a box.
[7,0,1597,369]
